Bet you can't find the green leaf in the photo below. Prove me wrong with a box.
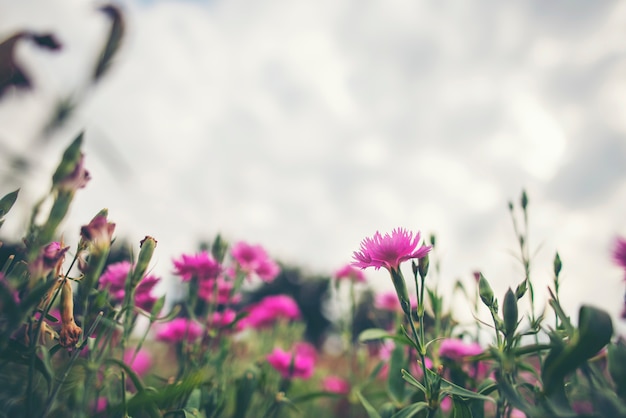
[185,388,202,410]
[359,328,413,346]
[435,370,494,403]
[290,391,342,403]
[452,397,473,418]
[542,305,613,396]
[388,342,407,403]
[356,390,382,418]
[401,369,426,394]
[0,340,52,390]
[234,367,259,418]
[0,189,19,219]
[608,339,626,399]
[390,401,429,418]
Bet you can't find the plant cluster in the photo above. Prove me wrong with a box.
[0,136,625,418]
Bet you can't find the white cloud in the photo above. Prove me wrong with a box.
[2,0,626,328]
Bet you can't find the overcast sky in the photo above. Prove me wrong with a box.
[1,0,626,329]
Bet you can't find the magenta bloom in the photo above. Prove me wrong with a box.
[57,153,91,193]
[156,318,203,343]
[266,342,316,380]
[29,241,69,279]
[352,228,431,271]
[231,241,280,282]
[322,376,350,394]
[123,348,152,377]
[439,338,483,360]
[209,309,237,329]
[198,277,241,305]
[613,237,626,273]
[80,212,116,251]
[374,291,402,312]
[98,261,160,312]
[173,251,221,282]
[334,264,366,283]
[239,294,300,330]
[374,291,417,312]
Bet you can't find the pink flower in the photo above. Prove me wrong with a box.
[352,228,431,272]
[374,291,402,312]
[156,318,203,343]
[613,237,626,274]
[374,291,417,312]
[439,338,483,360]
[322,376,350,394]
[98,261,160,312]
[209,309,237,329]
[92,397,107,413]
[123,348,152,377]
[57,153,91,193]
[29,241,69,279]
[440,396,452,412]
[80,212,115,251]
[239,294,300,329]
[231,241,280,282]
[266,342,316,380]
[198,276,241,305]
[173,251,221,282]
[334,264,366,283]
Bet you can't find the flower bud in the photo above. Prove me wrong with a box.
[520,190,528,210]
[503,288,518,338]
[553,252,562,277]
[52,133,84,189]
[515,279,527,300]
[478,273,495,308]
[80,210,115,253]
[131,236,157,288]
[418,253,429,278]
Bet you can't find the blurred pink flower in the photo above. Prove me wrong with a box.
[440,396,452,412]
[80,212,115,251]
[173,251,221,282]
[613,237,626,273]
[123,348,152,377]
[322,375,350,394]
[29,241,69,279]
[209,309,237,329]
[156,318,203,343]
[352,228,431,272]
[334,264,366,283]
[98,261,160,312]
[57,153,91,193]
[92,397,107,414]
[374,291,417,312]
[231,241,280,282]
[374,291,402,312]
[572,401,593,415]
[439,338,483,360]
[239,294,300,329]
[198,276,240,305]
[266,342,316,380]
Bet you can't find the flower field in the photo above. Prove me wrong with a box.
[0,135,625,418]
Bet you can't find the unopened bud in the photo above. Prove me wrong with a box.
[478,273,495,308]
[553,252,562,277]
[515,279,527,300]
[418,253,429,278]
[503,288,518,338]
[520,190,528,210]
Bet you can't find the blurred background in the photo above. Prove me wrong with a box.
[1,0,625,329]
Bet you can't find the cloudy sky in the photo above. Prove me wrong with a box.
[1,0,626,328]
